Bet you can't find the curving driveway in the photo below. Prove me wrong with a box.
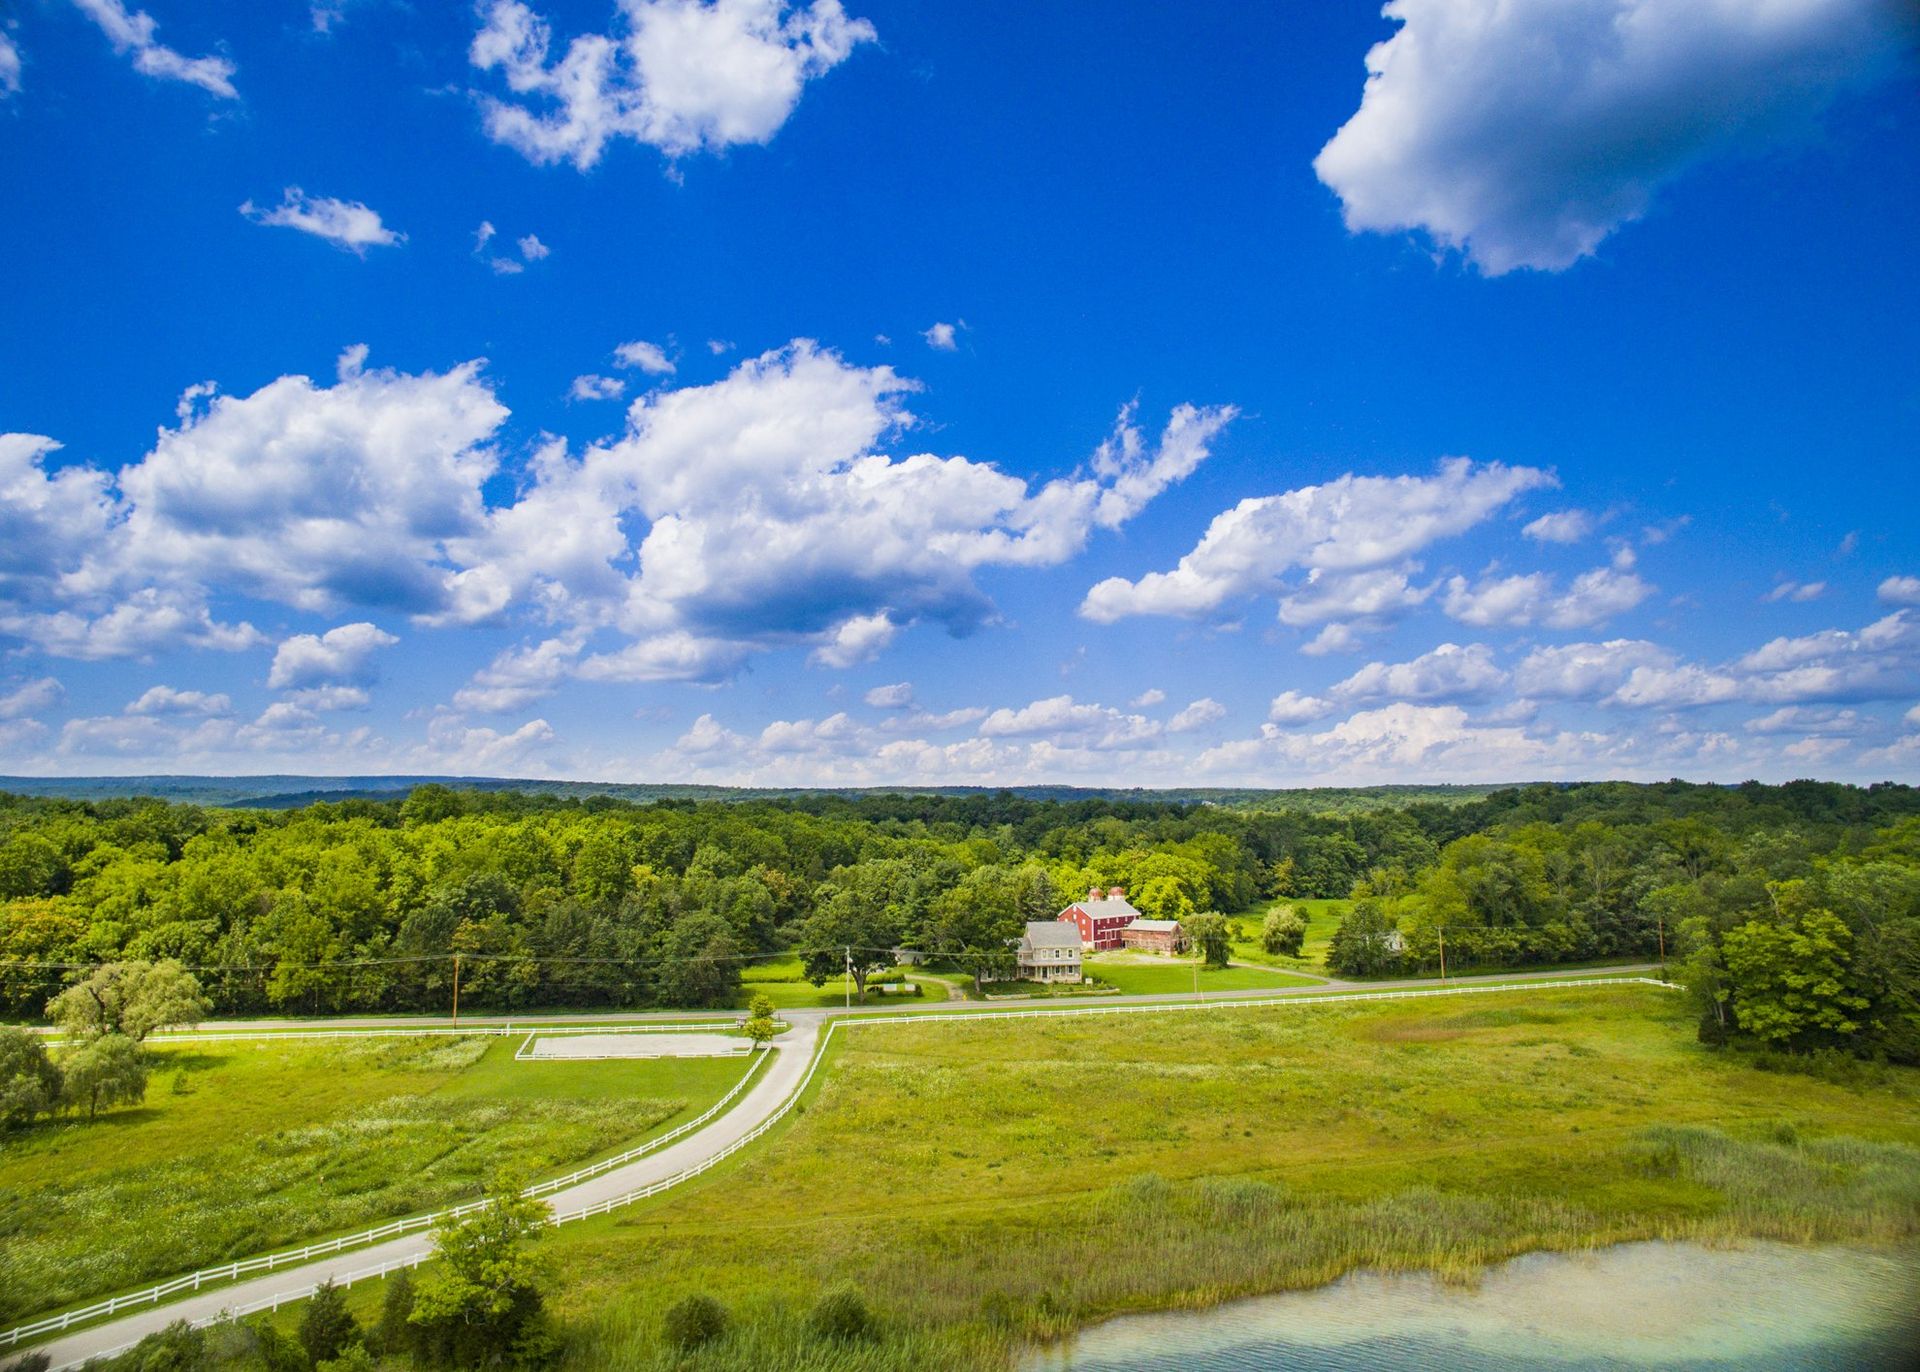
[21,1018,821,1372]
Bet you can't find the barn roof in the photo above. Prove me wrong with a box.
[1064,897,1141,921]
[1123,919,1184,932]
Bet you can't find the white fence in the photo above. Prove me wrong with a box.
[17,975,1670,1366]
[511,1023,776,1061]
[47,1018,745,1049]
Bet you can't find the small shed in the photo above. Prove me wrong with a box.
[1120,918,1188,954]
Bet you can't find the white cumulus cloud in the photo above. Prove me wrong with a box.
[1442,566,1653,629]
[1167,697,1227,732]
[1081,458,1552,625]
[1314,0,1917,274]
[1268,689,1334,725]
[268,623,399,690]
[570,374,627,402]
[1523,509,1594,544]
[978,695,1162,750]
[864,681,913,709]
[614,339,676,375]
[1879,575,1920,606]
[0,677,62,720]
[1331,642,1506,704]
[808,610,896,668]
[0,32,21,97]
[126,684,231,716]
[453,635,583,713]
[242,189,404,255]
[464,342,1231,678]
[71,0,237,98]
[1511,639,1675,700]
[470,0,875,169]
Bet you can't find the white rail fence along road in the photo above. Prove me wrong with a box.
[9,976,1672,1365]
[1,1046,773,1354]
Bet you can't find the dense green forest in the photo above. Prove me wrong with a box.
[2,780,1917,1061]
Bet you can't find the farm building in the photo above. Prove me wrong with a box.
[1017,920,1084,983]
[1057,886,1141,950]
[1120,918,1188,954]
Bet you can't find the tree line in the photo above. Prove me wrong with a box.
[2,780,1916,1063]
[1320,788,1920,1064]
[0,784,1438,1017]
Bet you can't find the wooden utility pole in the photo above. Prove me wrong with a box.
[451,953,462,1026]
[1438,927,1447,983]
[844,945,852,1009]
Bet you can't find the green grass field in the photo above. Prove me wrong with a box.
[519,983,1920,1370]
[56,983,1920,1372]
[738,955,948,1008]
[0,1036,751,1322]
[1083,954,1321,995]
[1228,897,1349,971]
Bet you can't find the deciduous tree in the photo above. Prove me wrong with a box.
[61,1033,147,1118]
[47,960,211,1043]
[0,1026,62,1127]
[1261,906,1306,957]
[1187,913,1231,968]
[410,1174,556,1368]
[1326,901,1401,978]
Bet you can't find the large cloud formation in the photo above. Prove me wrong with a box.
[1314,0,1918,274]
[470,0,875,168]
[1079,458,1554,644]
[0,343,1231,692]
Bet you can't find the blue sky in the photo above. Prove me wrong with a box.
[1,0,1917,785]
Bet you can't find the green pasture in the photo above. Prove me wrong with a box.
[518,982,1920,1369]
[1228,897,1350,971]
[737,955,947,1008]
[0,1035,750,1322]
[1082,953,1321,995]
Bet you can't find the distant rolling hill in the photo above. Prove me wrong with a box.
[0,775,1514,811]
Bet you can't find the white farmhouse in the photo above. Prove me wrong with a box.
[1016,920,1084,983]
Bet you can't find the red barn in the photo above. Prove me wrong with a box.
[1057,887,1142,950]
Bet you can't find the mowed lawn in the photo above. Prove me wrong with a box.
[0,1035,751,1322]
[738,954,947,1008]
[526,984,1920,1370]
[1083,954,1321,995]
[1229,897,1350,971]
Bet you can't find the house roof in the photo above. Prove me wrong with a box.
[1123,919,1184,932]
[1023,920,1083,950]
[1063,897,1140,921]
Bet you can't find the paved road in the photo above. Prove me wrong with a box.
[105,961,1654,1036]
[13,964,1664,1369]
[21,1019,820,1372]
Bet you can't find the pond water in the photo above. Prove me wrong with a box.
[1024,1242,1920,1371]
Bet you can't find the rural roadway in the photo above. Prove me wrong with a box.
[12,964,1659,1370]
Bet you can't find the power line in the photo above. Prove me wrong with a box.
[0,945,957,976]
